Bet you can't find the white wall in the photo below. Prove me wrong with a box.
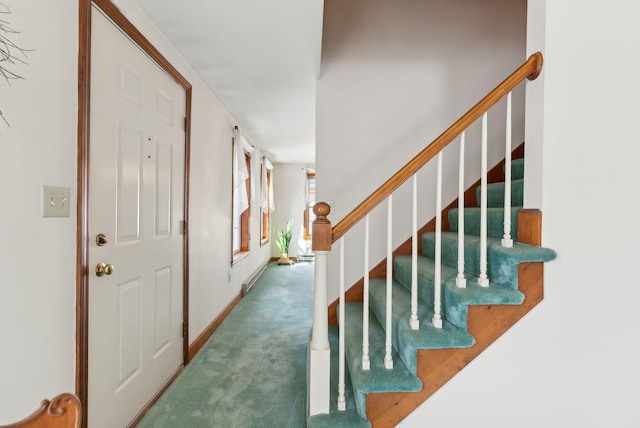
[317,0,527,299]
[0,0,271,421]
[271,163,314,258]
[399,0,640,426]
[0,0,78,420]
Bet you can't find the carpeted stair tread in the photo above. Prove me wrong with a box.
[393,255,458,313]
[307,326,371,428]
[341,303,422,419]
[368,279,475,375]
[393,255,524,332]
[309,154,555,427]
[478,178,524,207]
[422,232,557,290]
[441,277,524,332]
[448,206,520,240]
[511,158,525,180]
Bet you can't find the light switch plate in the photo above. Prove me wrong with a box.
[42,185,71,217]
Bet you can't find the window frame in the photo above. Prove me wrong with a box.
[303,172,316,240]
[232,140,251,264]
[260,163,271,246]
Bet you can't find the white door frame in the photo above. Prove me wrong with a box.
[77,1,192,426]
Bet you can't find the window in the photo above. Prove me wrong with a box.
[303,172,316,239]
[260,159,273,244]
[232,136,251,261]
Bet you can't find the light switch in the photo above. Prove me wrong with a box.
[42,185,71,217]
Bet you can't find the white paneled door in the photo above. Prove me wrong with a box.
[88,7,185,427]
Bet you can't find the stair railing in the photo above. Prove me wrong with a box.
[308,52,543,416]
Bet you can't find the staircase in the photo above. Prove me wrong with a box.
[306,53,556,427]
[308,155,556,427]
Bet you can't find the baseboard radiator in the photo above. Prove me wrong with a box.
[242,260,269,296]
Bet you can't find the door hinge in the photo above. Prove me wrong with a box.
[182,323,186,338]
[180,220,187,235]
[183,117,187,132]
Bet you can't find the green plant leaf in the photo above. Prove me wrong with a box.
[274,219,293,255]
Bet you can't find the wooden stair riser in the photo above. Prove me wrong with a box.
[364,209,545,426]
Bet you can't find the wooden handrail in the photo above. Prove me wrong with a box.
[329,52,543,244]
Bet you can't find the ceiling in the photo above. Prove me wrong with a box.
[131,0,324,164]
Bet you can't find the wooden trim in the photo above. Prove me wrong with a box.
[517,209,542,246]
[330,53,543,244]
[328,144,525,325]
[187,292,243,361]
[232,250,251,266]
[91,0,190,89]
[76,2,91,425]
[241,154,252,251]
[231,141,252,259]
[261,167,271,242]
[183,88,192,364]
[127,367,183,428]
[304,173,316,239]
[77,2,193,426]
[312,202,332,252]
[230,137,236,260]
[364,210,544,427]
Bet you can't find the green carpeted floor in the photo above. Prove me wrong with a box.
[139,157,557,427]
[138,261,315,428]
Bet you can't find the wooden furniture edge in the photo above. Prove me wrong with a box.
[0,393,82,428]
[366,210,544,427]
[187,291,243,361]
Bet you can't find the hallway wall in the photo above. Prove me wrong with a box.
[0,0,270,421]
[317,0,527,299]
[0,0,78,421]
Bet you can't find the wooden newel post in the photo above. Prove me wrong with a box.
[309,202,332,416]
[312,202,332,252]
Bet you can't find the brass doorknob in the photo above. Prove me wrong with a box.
[95,262,115,277]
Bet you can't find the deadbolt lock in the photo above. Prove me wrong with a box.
[96,233,108,246]
[95,262,115,277]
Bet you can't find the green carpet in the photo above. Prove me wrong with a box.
[138,262,316,428]
[140,156,558,427]
[313,156,557,423]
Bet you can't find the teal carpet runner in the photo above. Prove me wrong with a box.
[307,157,556,426]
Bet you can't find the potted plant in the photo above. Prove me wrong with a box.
[274,219,293,265]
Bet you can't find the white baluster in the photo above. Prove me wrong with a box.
[456,132,467,288]
[502,92,514,248]
[337,238,346,411]
[432,152,443,329]
[478,113,490,287]
[384,195,394,369]
[309,249,330,416]
[410,174,420,330]
[362,215,371,371]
